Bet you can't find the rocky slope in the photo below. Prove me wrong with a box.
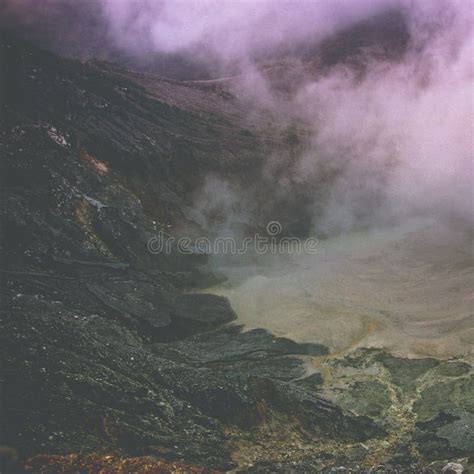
[0,33,473,473]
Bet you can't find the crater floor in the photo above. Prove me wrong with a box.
[207,219,474,359]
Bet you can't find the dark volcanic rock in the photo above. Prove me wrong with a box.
[152,327,336,430]
[153,349,384,442]
[295,371,324,389]
[415,409,474,459]
[322,380,392,418]
[374,352,439,393]
[413,373,474,459]
[169,293,237,337]
[152,325,327,365]
[85,275,174,332]
[247,376,385,440]
[0,33,253,469]
[0,298,234,469]
[1,32,473,473]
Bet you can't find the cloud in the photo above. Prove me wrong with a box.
[290,0,474,234]
[3,0,472,235]
[100,0,394,57]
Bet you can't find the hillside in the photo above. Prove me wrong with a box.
[1,29,473,474]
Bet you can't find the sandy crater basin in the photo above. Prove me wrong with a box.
[205,219,474,359]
